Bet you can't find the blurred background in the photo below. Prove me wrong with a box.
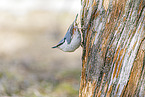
[0,0,82,97]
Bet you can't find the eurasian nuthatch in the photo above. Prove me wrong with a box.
[52,14,81,52]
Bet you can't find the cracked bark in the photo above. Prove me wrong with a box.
[79,0,145,97]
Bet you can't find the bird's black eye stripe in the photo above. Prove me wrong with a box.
[57,38,65,46]
[53,38,66,48]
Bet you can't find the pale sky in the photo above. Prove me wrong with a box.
[0,0,81,15]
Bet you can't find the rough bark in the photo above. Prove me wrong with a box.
[79,0,145,97]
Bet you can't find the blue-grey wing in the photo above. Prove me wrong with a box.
[64,14,78,44]
[52,38,66,48]
[64,26,73,44]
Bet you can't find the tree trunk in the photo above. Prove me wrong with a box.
[79,0,145,97]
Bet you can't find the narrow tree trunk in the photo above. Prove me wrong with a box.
[79,0,145,97]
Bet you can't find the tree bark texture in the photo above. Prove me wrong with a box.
[79,0,144,97]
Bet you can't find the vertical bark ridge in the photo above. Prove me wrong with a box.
[79,0,145,96]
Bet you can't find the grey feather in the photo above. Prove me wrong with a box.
[64,14,78,44]
[52,14,79,48]
[64,27,72,44]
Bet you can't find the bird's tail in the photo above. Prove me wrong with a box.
[74,14,78,23]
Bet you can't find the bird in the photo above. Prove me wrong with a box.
[52,14,81,52]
